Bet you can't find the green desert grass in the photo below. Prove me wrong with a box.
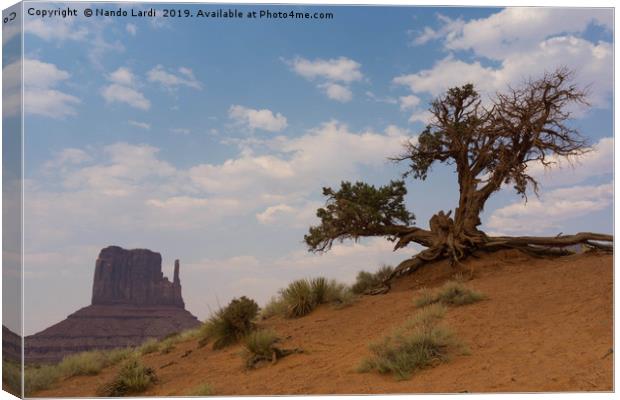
[199,296,260,350]
[23,325,201,395]
[351,264,394,294]
[358,304,464,380]
[138,338,161,355]
[241,329,280,368]
[96,358,157,397]
[414,281,486,308]
[264,277,356,319]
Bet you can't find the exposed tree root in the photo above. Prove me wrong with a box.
[245,347,303,369]
[367,230,613,295]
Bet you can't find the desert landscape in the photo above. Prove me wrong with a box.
[22,248,612,396]
[3,4,613,398]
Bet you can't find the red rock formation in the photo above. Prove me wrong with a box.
[25,246,200,364]
[92,246,184,307]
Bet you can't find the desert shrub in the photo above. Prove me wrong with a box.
[242,329,279,368]
[260,296,288,319]
[58,351,107,377]
[24,364,60,396]
[358,304,457,380]
[281,279,316,318]
[275,277,356,318]
[414,281,485,308]
[188,383,213,396]
[105,347,135,365]
[200,296,259,349]
[138,338,161,355]
[159,339,176,354]
[352,265,394,294]
[177,327,202,342]
[97,359,157,397]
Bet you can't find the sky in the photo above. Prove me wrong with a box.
[2,3,613,335]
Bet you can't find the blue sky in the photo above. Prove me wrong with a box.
[4,4,613,335]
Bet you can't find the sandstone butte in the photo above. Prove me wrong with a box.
[24,245,200,364]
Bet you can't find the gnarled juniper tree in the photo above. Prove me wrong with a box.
[304,68,613,294]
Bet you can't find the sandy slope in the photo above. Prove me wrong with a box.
[35,250,613,396]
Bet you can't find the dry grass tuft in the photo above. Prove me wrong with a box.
[414,281,486,308]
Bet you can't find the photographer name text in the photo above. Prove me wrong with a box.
[27,7,334,20]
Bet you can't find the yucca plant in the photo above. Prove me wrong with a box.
[280,279,316,318]
[97,358,157,397]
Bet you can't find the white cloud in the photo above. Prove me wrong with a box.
[228,105,288,132]
[365,91,398,105]
[108,67,135,86]
[290,56,363,83]
[126,23,137,36]
[62,143,176,196]
[147,65,202,90]
[24,17,88,42]
[395,9,612,110]
[486,183,612,235]
[399,94,421,111]
[288,56,363,102]
[408,110,433,124]
[171,128,191,135]
[101,67,150,111]
[410,14,465,46]
[190,121,409,197]
[256,204,296,225]
[28,122,411,237]
[256,201,321,228]
[3,58,80,118]
[441,8,611,60]
[101,83,150,110]
[320,83,353,102]
[128,120,151,130]
[43,148,93,172]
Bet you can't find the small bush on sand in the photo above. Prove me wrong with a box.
[97,359,157,397]
[242,329,279,368]
[138,338,161,355]
[58,351,107,377]
[281,279,316,318]
[260,296,289,319]
[188,383,214,396]
[279,277,357,318]
[105,347,135,365]
[24,365,60,396]
[159,339,176,354]
[242,329,302,369]
[200,296,259,349]
[414,281,485,308]
[352,265,394,294]
[358,304,458,380]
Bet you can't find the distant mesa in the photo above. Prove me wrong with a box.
[25,246,200,364]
